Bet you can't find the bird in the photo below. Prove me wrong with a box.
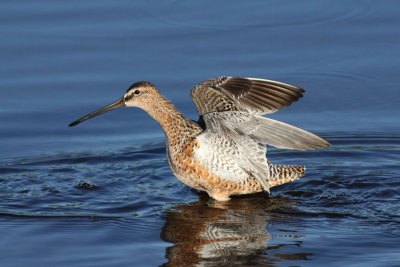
[69,77,330,201]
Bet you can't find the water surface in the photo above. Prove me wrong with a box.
[1,1,400,266]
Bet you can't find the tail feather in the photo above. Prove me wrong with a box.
[268,162,305,187]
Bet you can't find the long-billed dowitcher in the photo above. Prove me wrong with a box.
[69,77,330,201]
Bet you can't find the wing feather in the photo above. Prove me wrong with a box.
[190,76,329,156]
[203,111,330,151]
[251,116,331,150]
[190,76,304,115]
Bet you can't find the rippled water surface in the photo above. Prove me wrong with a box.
[1,1,400,266]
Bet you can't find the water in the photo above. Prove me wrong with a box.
[1,1,400,266]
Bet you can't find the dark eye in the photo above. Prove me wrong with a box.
[133,89,141,95]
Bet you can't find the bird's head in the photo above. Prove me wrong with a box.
[69,81,158,127]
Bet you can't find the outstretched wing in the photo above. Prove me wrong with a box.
[191,77,330,151]
[203,111,330,151]
[196,110,329,192]
[190,76,304,115]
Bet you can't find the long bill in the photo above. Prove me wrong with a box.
[69,97,125,127]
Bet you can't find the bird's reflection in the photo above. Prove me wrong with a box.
[161,193,308,266]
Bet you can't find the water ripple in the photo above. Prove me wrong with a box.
[151,0,374,30]
[0,134,398,229]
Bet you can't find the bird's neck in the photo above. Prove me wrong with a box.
[145,95,202,147]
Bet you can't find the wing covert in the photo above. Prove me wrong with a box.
[190,76,305,115]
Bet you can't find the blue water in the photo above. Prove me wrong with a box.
[1,1,400,266]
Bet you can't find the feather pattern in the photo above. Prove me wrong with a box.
[187,77,330,194]
[191,76,305,115]
[191,77,330,150]
[194,118,271,192]
[203,111,330,150]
